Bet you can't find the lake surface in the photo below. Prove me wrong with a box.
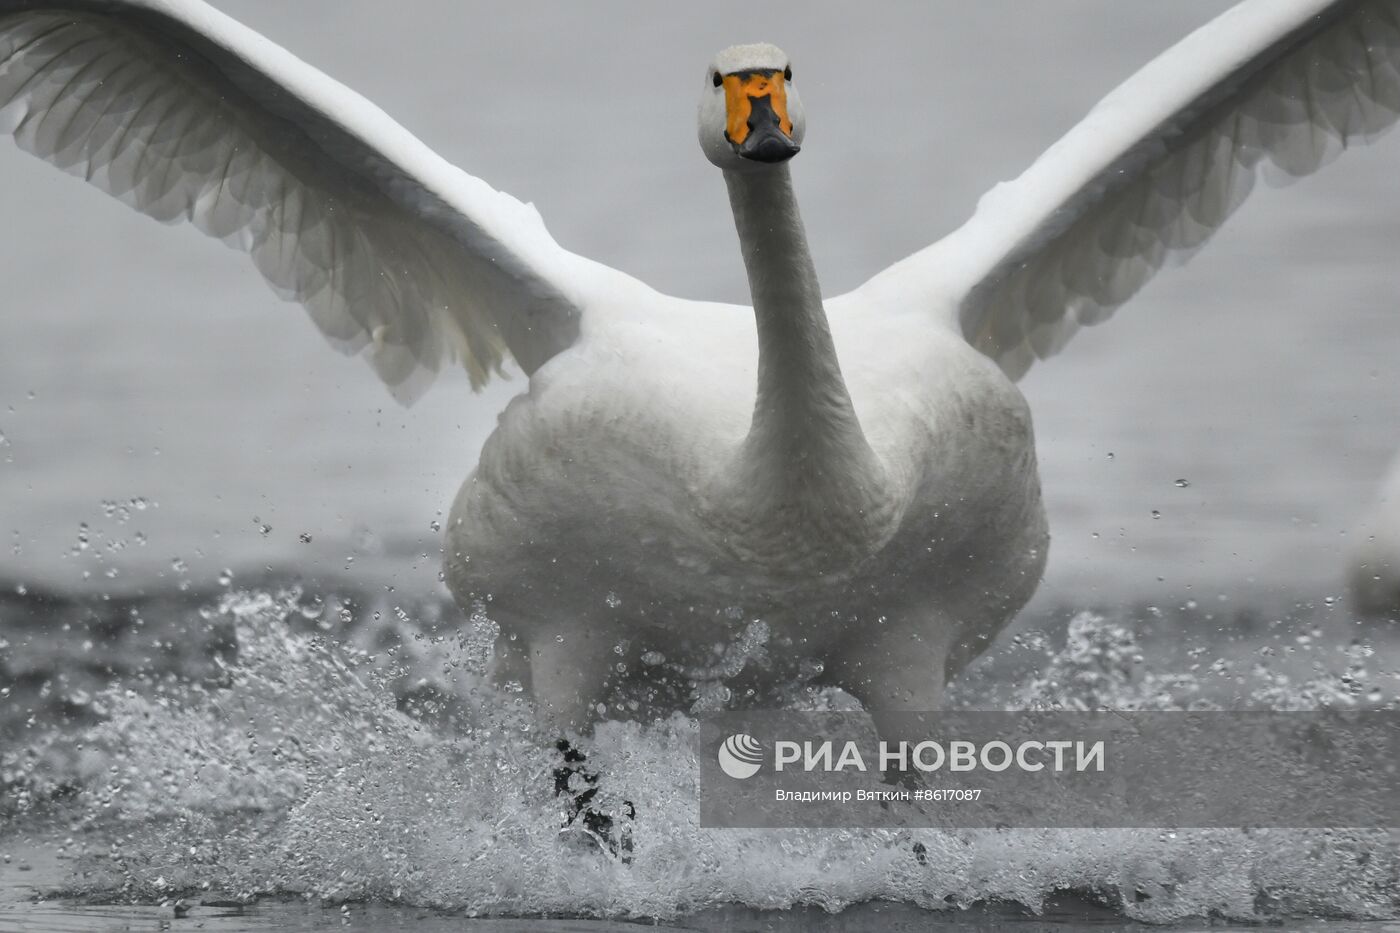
[2,1,1400,927]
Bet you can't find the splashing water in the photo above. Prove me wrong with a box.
[3,589,1400,924]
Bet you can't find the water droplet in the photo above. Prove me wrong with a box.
[1151,510,1161,520]
[298,532,313,543]
[604,591,622,609]
[1174,478,1190,488]
[170,557,186,573]
[217,569,234,586]
[1106,452,1115,460]
[429,520,441,532]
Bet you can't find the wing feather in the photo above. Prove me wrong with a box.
[0,1,607,400]
[858,0,1400,380]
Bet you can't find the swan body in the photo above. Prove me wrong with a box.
[447,284,1046,723]
[1,0,1398,731]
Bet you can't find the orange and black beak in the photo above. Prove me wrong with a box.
[721,70,799,163]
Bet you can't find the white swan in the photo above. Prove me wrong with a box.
[1350,457,1400,618]
[1,0,1398,734]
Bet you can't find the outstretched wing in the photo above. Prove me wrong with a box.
[0,0,616,401]
[857,0,1400,379]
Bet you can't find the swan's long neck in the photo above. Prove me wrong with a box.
[723,165,883,521]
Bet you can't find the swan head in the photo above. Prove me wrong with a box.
[698,43,805,171]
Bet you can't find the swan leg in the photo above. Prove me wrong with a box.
[490,632,534,696]
[820,622,949,745]
[526,623,622,733]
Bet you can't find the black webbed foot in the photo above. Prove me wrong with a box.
[554,738,634,861]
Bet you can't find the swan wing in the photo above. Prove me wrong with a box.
[859,0,1400,380]
[0,0,615,400]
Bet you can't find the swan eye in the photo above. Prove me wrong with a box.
[784,65,792,81]
[712,71,723,88]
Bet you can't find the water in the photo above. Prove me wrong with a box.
[3,1,1400,928]
[4,588,1400,929]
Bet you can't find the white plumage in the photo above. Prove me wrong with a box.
[1,0,1397,730]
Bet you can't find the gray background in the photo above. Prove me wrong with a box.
[1,1,1396,608]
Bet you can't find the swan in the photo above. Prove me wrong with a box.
[1350,457,1400,618]
[1,0,1398,738]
